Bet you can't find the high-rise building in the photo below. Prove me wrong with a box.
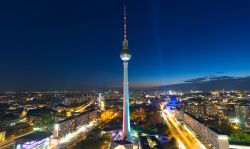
[235,104,250,128]
[183,113,229,149]
[0,130,5,143]
[98,93,102,108]
[53,110,100,139]
[120,5,132,141]
[97,93,105,111]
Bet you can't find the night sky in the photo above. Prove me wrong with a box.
[0,0,250,91]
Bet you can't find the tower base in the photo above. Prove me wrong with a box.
[110,130,138,149]
[122,131,132,142]
[110,140,134,149]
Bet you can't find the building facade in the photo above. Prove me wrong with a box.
[53,110,100,139]
[175,110,229,149]
[235,104,250,128]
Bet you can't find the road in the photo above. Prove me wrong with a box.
[0,140,14,149]
[161,108,206,149]
[75,100,95,113]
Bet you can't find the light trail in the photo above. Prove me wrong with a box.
[163,110,194,145]
[178,139,186,149]
[75,100,94,113]
[161,109,205,149]
[164,109,195,142]
[161,111,194,149]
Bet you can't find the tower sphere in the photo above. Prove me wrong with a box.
[120,49,131,61]
[120,4,131,62]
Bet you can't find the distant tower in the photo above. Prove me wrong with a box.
[120,5,132,141]
[101,99,105,111]
[98,93,105,111]
[98,93,102,108]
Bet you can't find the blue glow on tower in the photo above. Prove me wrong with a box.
[120,5,132,141]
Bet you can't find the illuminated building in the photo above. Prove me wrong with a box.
[98,93,105,111]
[53,117,76,139]
[182,113,229,149]
[139,136,163,149]
[235,104,250,128]
[0,130,6,142]
[101,99,105,111]
[14,131,51,149]
[184,103,205,118]
[98,93,102,108]
[53,110,100,139]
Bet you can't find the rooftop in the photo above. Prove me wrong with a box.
[139,136,163,149]
[15,131,51,142]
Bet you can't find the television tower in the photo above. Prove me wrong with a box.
[120,5,132,141]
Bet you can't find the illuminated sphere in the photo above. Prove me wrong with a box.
[120,48,131,61]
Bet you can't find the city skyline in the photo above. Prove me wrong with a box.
[1,1,250,149]
[0,0,250,91]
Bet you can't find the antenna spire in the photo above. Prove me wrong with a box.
[123,4,128,49]
[124,5,127,41]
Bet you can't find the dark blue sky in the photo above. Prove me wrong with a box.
[0,0,250,91]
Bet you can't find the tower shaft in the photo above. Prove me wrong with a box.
[120,4,132,141]
[122,61,131,140]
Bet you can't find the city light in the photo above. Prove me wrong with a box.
[161,104,206,149]
[0,1,249,149]
[234,118,240,124]
[59,121,97,145]
[178,139,186,149]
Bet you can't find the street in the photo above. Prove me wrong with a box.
[161,108,206,149]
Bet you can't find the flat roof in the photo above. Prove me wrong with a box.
[139,136,163,149]
[185,112,206,124]
[15,131,51,142]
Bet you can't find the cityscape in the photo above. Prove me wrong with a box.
[0,0,250,149]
